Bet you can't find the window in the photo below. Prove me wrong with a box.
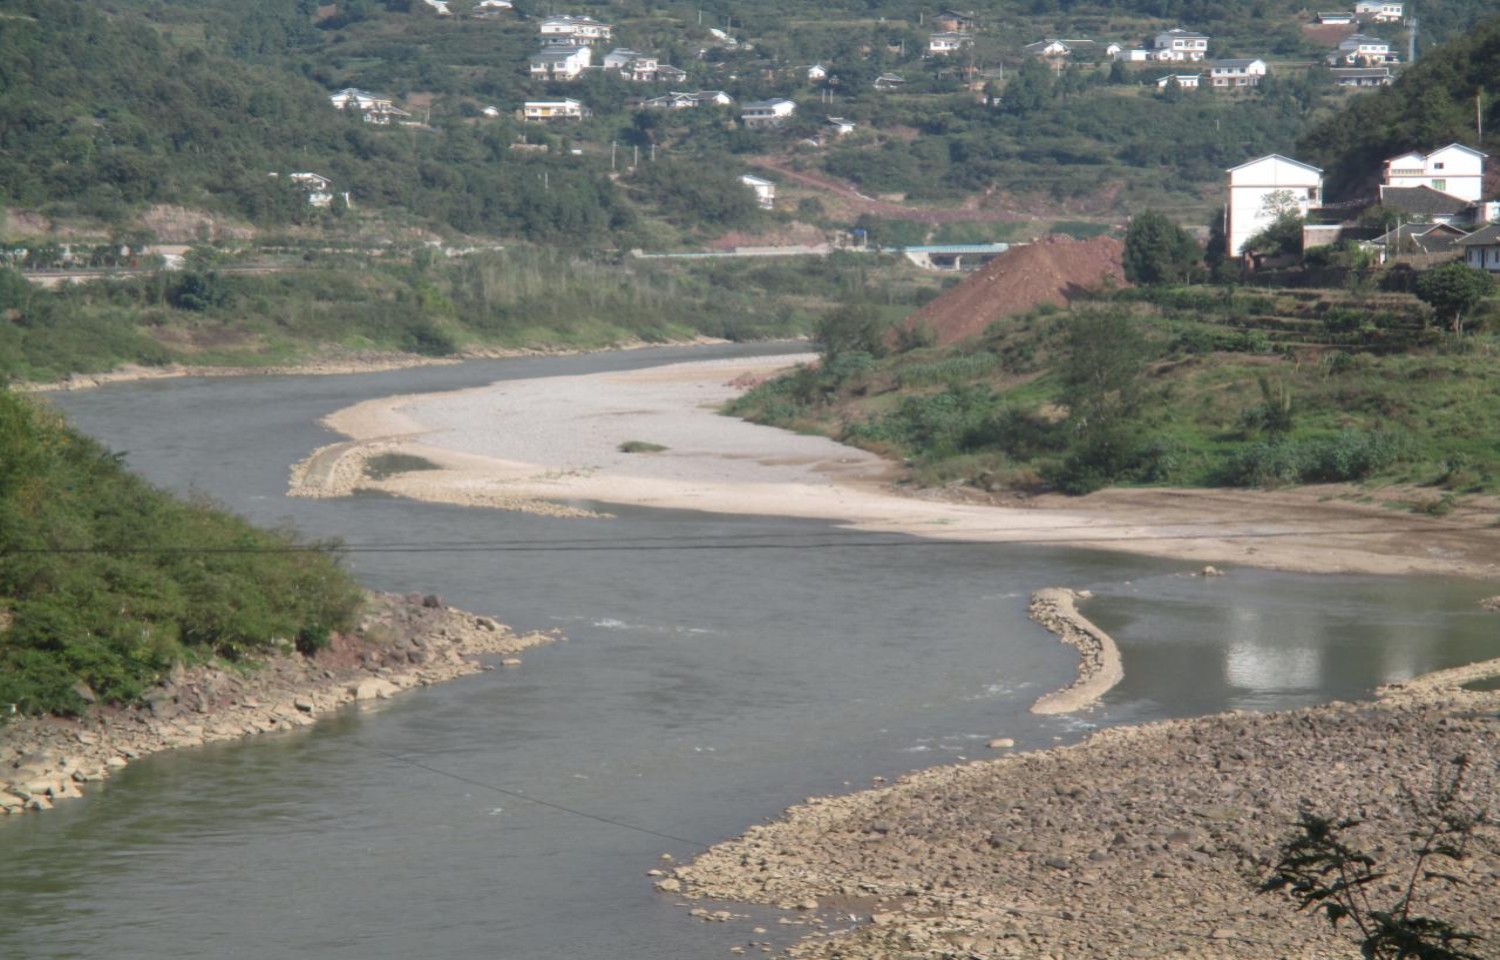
[1432,179,1447,192]
[1434,162,1445,170]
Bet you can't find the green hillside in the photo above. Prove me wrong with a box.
[0,389,364,716]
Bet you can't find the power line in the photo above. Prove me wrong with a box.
[0,517,1486,557]
[349,740,710,847]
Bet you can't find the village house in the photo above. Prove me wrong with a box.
[422,0,452,15]
[1383,143,1487,202]
[804,64,828,81]
[1155,73,1201,89]
[741,98,796,127]
[740,175,776,209]
[1355,0,1403,23]
[1458,224,1500,272]
[933,10,978,33]
[1316,11,1355,24]
[656,65,688,83]
[530,45,593,80]
[1024,38,1122,61]
[825,117,857,136]
[1365,221,1469,260]
[690,90,733,106]
[641,92,695,109]
[473,0,511,16]
[538,15,613,45]
[1209,58,1268,88]
[1330,66,1394,86]
[1330,34,1394,65]
[522,98,587,122]
[1153,29,1210,61]
[328,88,410,124]
[1225,154,1324,256]
[1377,185,1475,225]
[927,32,973,55]
[481,105,501,118]
[873,74,906,91]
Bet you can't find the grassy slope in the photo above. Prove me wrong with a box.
[728,286,1500,496]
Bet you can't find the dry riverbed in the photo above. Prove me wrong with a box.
[0,593,557,815]
[665,662,1500,959]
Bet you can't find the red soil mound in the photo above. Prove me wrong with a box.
[901,235,1126,346]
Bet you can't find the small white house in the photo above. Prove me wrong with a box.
[523,98,587,122]
[1209,58,1268,87]
[928,32,973,54]
[825,116,856,136]
[481,105,501,118]
[1355,0,1403,22]
[1153,29,1210,61]
[422,0,452,15]
[1330,66,1393,86]
[740,174,775,209]
[1155,73,1201,89]
[1316,11,1355,24]
[741,98,796,126]
[692,90,734,106]
[872,74,905,90]
[1383,143,1487,202]
[530,45,593,80]
[806,64,828,81]
[1225,154,1324,256]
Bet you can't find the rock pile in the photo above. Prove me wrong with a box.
[0,592,556,815]
[670,666,1500,959]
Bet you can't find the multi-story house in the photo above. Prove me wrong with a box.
[1209,58,1268,87]
[1225,155,1324,256]
[530,45,593,80]
[1153,29,1210,61]
[1382,143,1487,202]
[538,15,613,45]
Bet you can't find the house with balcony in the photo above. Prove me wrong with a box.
[530,45,593,80]
[1383,143,1487,203]
[1355,1,1403,22]
[1226,154,1324,256]
[741,98,796,127]
[1155,73,1201,89]
[538,15,613,45]
[1331,66,1393,86]
[1330,34,1394,65]
[1209,58,1268,87]
[522,98,587,121]
[1153,29,1209,61]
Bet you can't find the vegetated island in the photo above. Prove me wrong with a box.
[0,389,555,815]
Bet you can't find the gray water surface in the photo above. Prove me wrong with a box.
[3,344,1496,959]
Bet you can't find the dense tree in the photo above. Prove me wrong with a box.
[1414,262,1494,334]
[1123,211,1200,285]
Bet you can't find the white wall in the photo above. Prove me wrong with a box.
[1226,156,1323,255]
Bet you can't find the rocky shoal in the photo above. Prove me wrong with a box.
[1,592,557,815]
[668,664,1500,960]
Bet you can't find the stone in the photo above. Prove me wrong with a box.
[988,738,1015,749]
[655,878,682,893]
[501,658,522,667]
[1202,565,1225,577]
[350,678,400,701]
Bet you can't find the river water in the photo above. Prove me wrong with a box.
[4,344,1497,959]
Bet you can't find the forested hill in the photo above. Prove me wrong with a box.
[1299,12,1500,199]
[0,389,364,716]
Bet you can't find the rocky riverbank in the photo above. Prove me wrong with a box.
[1026,588,1124,715]
[0,593,557,816]
[667,663,1500,960]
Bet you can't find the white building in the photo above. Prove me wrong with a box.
[522,99,587,121]
[1209,58,1268,88]
[740,174,776,209]
[328,88,410,124]
[530,45,593,80]
[1331,34,1393,65]
[927,32,973,54]
[538,15,612,45]
[1153,29,1209,61]
[1316,11,1355,24]
[1225,154,1324,256]
[1355,0,1403,22]
[1155,73,1201,89]
[1383,143,1487,202]
[741,98,796,127]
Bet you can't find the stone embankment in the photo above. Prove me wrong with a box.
[1,593,557,815]
[1027,587,1124,715]
[668,664,1500,960]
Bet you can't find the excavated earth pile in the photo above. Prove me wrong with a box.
[903,235,1126,346]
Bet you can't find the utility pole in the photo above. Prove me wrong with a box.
[611,140,617,171]
[1408,16,1418,64]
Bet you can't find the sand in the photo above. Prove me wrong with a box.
[290,354,1500,583]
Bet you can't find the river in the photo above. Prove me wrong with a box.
[3,344,1497,959]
